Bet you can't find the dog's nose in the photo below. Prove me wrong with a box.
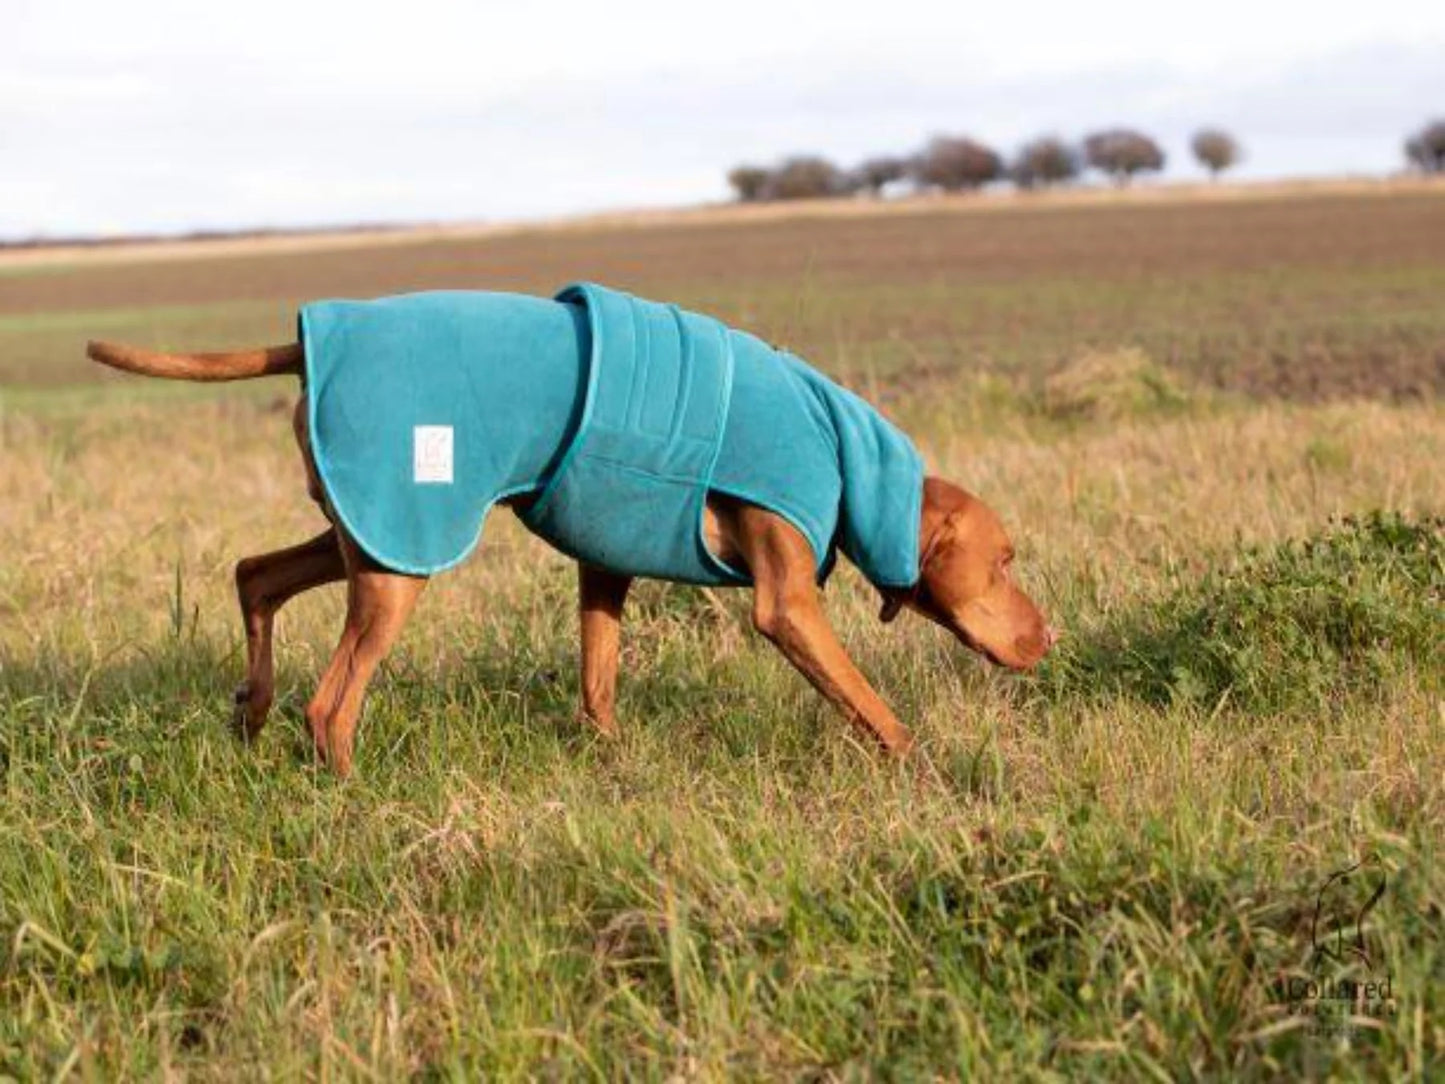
[1044,625,1062,648]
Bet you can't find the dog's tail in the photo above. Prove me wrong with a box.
[86,340,304,382]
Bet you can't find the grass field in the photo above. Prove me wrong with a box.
[1,190,1442,1079]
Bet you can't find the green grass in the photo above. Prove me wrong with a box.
[2,393,1439,1079]
[1042,512,1444,712]
[1,566,1440,1078]
[1,195,1443,1077]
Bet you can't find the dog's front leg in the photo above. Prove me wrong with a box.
[304,534,427,776]
[731,505,914,755]
[578,563,632,737]
[233,529,345,739]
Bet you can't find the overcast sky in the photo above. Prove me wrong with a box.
[4,0,1443,238]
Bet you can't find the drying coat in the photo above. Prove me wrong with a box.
[300,284,923,588]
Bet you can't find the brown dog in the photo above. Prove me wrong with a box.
[87,335,1053,775]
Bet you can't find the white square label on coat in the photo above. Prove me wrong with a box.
[413,425,454,484]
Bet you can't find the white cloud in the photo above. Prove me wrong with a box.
[3,0,1443,235]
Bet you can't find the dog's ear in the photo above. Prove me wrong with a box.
[878,591,905,623]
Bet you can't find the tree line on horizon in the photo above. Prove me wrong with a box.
[1405,118,1445,174]
[728,118,1445,203]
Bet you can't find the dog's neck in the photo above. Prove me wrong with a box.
[877,477,965,621]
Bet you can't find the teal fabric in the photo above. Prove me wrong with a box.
[300,291,589,574]
[299,284,924,588]
[708,321,924,588]
[518,284,738,582]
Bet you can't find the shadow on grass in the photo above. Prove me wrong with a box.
[0,619,781,778]
[0,643,552,765]
[4,512,1438,779]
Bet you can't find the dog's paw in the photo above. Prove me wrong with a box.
[577,708,620,740]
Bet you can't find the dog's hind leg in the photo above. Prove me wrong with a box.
[728,503,915,755]
[304,536,427,776]
[233,528,345,740]
[578,563,632,737]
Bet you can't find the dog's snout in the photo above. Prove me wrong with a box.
[1045,625,1061,648]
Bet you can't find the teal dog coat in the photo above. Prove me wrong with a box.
[300,284,924,588]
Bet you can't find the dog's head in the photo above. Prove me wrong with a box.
[879,477,1055,669]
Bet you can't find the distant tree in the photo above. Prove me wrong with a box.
[1404,120,1445,174]
[911,136,1004,192]
[1083,129,1166,186]
[1011,136,1080,189]
[762,156,845,201]
[1191,128,1241,180]
[852,156,908,197]
[727,165,772,203]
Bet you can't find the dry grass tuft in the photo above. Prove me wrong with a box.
[1039,347,1196,421]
